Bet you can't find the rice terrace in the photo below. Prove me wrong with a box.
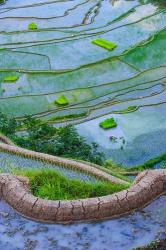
[0,0,166,249]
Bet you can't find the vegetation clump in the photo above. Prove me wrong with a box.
[133,238,166,250]
[105,159,127,173]
[103,159,132,182]
[0,112,105,165]
[28,22,38,30]
[50,112,87,122]
[0,111,18,135]
[92,38,117,51]
[131,153,166,171]
[116,106,138,114]
[99,117,117,129]
[3,75,19,82]
[13,168,128,200]
[54,95,69,106]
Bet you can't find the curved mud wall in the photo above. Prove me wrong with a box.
[0,170,165,224]
[0,134,15,146]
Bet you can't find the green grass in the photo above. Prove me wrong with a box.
[75,159,132,183]
[12,168,128,200]
[104,159,127,173]
[3,75,19,82]
[161,161,166,168]
[99,117,117,129]
[115,106,138,114]
[130,153,166,171]
[54,95,69,106]
[50,112,87,122]
[103,159,133,182]
[28,22,38,30]
[92,38,117,51]
[106,153,166,173]
[105,153,166,174]
[99,165,132,183]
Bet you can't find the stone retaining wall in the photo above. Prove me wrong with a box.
[0,170,165,224]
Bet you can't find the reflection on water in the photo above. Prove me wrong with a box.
[77,104,166,167]
[0,151,98,183]
[0,0,165,249]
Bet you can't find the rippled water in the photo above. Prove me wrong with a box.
[0,196,165,250]
[77,104,166,166]
[0,0,165,248]
[0,151,98,183]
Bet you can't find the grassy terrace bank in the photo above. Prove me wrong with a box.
[129,153,166,171]
[105,153,166,174]
[10,168,129,200]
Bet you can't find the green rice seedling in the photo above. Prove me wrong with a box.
[3,75,19,82]
[92,38,117,51]
[54,95,69,106]
[99,117,117,129]
[28,22,38,30]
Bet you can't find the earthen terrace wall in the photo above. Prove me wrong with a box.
[0,134,15,146]
[0,170,165,224]
[0,136,165,224]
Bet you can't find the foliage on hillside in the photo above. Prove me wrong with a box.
[0,112,105,165]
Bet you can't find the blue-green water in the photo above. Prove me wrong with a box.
[0,0,165,249]
[0,196,165,250]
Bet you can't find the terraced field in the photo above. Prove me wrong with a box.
[1,0,165,166]
[0,1,166,249]
[0,0,165,119]
[0,151,99,183]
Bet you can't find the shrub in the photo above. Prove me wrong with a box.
[0,112,105,165]
[0,111,18,135]
[92,38,117,51]
[54,95,69,106]
[99,117,117,129]
[28,22,38,30]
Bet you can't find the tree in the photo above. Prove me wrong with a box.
[0,112,105,164]
[0,111,18,135]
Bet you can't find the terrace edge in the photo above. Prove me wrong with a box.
[0,169,165,224]
[0,139,127,185]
